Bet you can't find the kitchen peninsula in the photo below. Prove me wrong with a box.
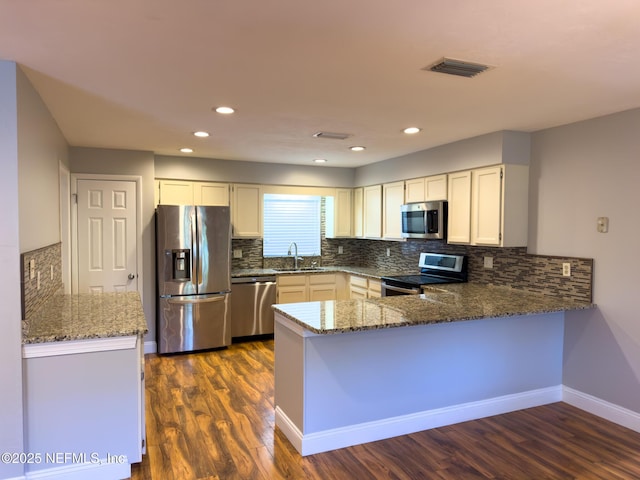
[22,291,147,480]
[273,283,593,456]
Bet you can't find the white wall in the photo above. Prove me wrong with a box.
[529,108,640,412]
[0,61,25,480]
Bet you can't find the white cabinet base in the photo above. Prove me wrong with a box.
[274,311,564,456]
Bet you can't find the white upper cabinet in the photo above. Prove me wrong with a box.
[158,180,194,205]
[363,185,382,238]
[158,180,229,206]
[447,171,472,244]
[194,182,230,206]
[382,181,405,239]
[447,165,528,247]
[404,178,426,203]
[425,174,448,201]
[405,174,448,203]
[325,188,353,238]
[231,184,263,238]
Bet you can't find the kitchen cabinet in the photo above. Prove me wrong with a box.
[363,185,382,238]
[404,174,448,203]
[325,188,352,238]
[158,179,194,205]
[232,183,263,238]
[349,275,381,299]
[277,275,308,303]
[22,336,144,478]
[308,274,337,301]
[447,165,528,247]
[194,182,230,206]
[157,179,230,206]
[447,170,472,243]
[382,181,405,239]
[277,273,337,303]
[353,187,364,237]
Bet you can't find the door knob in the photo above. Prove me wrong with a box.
[128,273,135,280]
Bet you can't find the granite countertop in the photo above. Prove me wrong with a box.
[232,265,403,279]
[23,291,148,344]
[272,283,595,335]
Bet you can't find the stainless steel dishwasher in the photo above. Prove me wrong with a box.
[231,276,277,337]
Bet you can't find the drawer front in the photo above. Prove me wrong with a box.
[277,274,307,286]
[349,275,368,288]
[308,273,336,285]
[368,279,381,293]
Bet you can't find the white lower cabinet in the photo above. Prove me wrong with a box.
[349,275,381,299]
[277,273,337,303]
[22,336,144,478]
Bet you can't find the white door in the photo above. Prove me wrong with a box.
[77,179,138,293]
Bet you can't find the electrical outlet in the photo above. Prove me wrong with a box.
[29,259,36,280]
[483,256,494,269]
[338,246,344,254]
[562,263,571,277]
[386,248,391,257]
[233,249,243,259]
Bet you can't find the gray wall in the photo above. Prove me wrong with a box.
[69,147,156,345]
[354,130,530,187]
[155,154,355,187]
[0,61,24,480]
[17,68,69,252]
[529,108,640,412]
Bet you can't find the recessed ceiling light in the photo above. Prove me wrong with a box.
[403,127,421,134]
[193,131,210,137]
[215,106,235,114]
[313,158,328,163]
[180,148,194,153]
[350,146,365,152]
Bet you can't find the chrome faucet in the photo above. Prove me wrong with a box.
[287,242,302,269]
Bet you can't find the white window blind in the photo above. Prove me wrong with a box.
[263,194,321,256]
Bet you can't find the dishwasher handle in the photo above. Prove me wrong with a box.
[231,276,277,284]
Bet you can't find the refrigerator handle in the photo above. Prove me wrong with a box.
[166,295,226,305]
[191,209,200,288]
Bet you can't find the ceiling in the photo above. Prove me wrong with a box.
[1,1,640,168]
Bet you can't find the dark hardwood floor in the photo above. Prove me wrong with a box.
[131,338,640,479]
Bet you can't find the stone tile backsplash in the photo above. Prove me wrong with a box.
[232,236,593,304]
[21,242,63,319]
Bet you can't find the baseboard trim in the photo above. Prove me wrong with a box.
[144,340,157,355]
[277,385,562,456]
[24,459,130,480]
[563,386,640,433]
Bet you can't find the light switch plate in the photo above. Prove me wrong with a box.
[483,256,493,269]
[233,249,243,259]
[597,216,609,233]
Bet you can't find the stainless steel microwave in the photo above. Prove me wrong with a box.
[401,201,447,239]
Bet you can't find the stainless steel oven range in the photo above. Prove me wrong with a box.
[381,252,467,296]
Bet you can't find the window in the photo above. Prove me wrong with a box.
[263,194,321,256]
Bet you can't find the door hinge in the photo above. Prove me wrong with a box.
[141,371,145,381]
[499,232,502,241]
[500,168,504,180]
[142,439,145,449]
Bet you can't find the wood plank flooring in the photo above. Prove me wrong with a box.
[131,337,640,479]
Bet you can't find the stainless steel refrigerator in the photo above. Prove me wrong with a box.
[156,205,231,354]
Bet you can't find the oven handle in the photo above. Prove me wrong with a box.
[381,282,421,296]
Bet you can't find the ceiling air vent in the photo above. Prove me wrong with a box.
[424,58,491,78]
[313,131,351,140]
